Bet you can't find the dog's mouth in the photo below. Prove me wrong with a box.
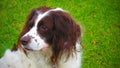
[21,44,50,52]
[21,45,33,51]
[24,48,33,51]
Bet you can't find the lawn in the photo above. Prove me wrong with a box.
[0,0,119,68]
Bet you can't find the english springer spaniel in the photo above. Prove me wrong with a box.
[0,6,82,68]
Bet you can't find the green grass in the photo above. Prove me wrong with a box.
[0,0,119,68]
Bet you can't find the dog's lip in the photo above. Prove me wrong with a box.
[21,45,33,51]
[24,48,33,51]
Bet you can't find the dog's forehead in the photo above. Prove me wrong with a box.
[35,8,64,26]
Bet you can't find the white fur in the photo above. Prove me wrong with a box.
[0,43,82,68]
[0,49,36,68]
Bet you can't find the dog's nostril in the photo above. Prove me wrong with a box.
[20,36,31,45]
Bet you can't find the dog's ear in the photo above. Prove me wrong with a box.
[26,9,38,25]
[51,11,81,63]
[20,9,38,38]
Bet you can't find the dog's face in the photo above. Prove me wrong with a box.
[20,8,62,50]
[20,12,49,50]
[19,7,81,61]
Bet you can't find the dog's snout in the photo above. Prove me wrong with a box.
[20,36,31,45]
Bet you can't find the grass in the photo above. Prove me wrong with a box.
[0,0,120,68]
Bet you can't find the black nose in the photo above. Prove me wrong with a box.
[20,36,31,45]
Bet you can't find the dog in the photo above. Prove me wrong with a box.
[0,6,82,68]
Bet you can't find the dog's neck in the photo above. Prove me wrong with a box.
[25,47,54,68]
[18,42,81,68]
[27,47,52,59]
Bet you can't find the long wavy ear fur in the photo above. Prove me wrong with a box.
[50,11,81,64]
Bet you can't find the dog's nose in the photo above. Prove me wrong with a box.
[20,36,31,46]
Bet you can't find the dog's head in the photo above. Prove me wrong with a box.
[17,6,81,63]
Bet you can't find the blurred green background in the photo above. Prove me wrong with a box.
[0,0,120,68]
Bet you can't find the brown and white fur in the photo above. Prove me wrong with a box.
[0,6,82,68]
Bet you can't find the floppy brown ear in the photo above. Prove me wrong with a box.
[51,11,81,63]
[76,24,81,39]
[19,9,38,38]
[26,9,38,23]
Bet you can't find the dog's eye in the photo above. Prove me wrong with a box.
[40,24,48,31]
